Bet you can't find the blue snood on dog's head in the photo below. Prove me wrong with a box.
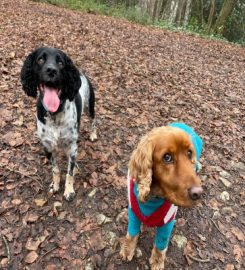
[169,122,203,162]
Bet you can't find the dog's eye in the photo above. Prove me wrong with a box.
[57,61,64,68]
[163,153,173,163]
[37,58,45,65]
[187,150,192,159]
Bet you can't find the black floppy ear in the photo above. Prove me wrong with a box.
[20,50,39,98]
[62,54,81,101]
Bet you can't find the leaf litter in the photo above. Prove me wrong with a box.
[0,0,244,269]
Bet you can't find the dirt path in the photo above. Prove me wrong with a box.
[0,0,244,269]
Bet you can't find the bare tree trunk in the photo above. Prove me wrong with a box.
[200,0,204,26]
[149,0,156,20]
[175,0,186,25]
[206,0,216,34]
[161,0,179,23]
[138,0,148,11]
[137,0,166,22]
[183,0,192,26]
[154,0,164,21]
[193,0,202,26]
[126,0,139,7]
[161,0,192,26]
[138,0,193,25]
[213,0,238,34]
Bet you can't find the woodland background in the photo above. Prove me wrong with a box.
[40,0,245,44]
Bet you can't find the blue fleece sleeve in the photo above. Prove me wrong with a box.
[154,219,175,250]
[127,206,142,237]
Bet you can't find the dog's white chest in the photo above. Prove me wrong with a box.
[37,101,78,152]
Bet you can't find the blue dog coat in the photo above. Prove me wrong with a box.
[127,123,203,250]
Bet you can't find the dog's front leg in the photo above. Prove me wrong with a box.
[149,246,167,270]
[64,143,77,201]
[120,232,139,261]
[150,221,174,270]
[45,149,60,194]
[89,118,97,142]
[120,207,141,261]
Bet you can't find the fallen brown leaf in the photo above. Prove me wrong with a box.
[11,199,22,205]
[24,251,38,264]
[224,264,235,270]
[13,115,24,126]
[88,232,106,252]
[233,244,243,262]
[0,108,12,122]
[34,198,47,207]
[25,230,49,251]
[183,241,195,265]
[44,264,57,270]
[26,213,39,223]
[213,251,225,262]
[231,227,245,241]
[176,218,187,227]
[0,258,9,267]
[3,131,24,147]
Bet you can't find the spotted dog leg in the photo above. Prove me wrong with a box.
[45,149,60,194]
[89,118,97,142]
[149,246,167,270]
[64,144,77,201]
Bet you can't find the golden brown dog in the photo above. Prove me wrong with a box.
[120,125,203,270]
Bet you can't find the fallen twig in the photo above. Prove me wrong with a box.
[1,235,11,262]
[0,206,15,216]
[17,177,43,189]
[196,208,207,219]
[187,254,210,263]
[210,218,226,236]
[37,245,58,262]
[1,165,43,188]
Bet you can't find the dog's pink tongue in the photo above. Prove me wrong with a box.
[43,87,60,112]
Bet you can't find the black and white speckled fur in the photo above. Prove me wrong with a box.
[37,74,95,155]
[36,74,96,200]
[20,47,97,201]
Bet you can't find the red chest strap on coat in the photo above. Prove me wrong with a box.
[130,179,176,227]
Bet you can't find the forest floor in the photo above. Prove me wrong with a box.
[0,0,244,269]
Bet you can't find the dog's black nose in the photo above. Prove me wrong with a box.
[188,186,203,201]
[46,66,57,77]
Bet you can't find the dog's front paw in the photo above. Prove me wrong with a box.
[120,245,135,261]
[64,190,76,201]
[150,262,165,270]
[49,182,60,194]
[49,170,60,194]
[149,247,166,270]
[120,233,138,261]
[64,174,75,201]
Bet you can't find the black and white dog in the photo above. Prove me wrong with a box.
[21,47,97,201]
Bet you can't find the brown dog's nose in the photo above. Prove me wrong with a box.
[188,186,203,201]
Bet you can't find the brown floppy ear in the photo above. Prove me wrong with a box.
[129,135,154,203]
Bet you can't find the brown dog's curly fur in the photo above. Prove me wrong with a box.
[120,233,139,261]
[149,247,167,270]
[121,126,203,269]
